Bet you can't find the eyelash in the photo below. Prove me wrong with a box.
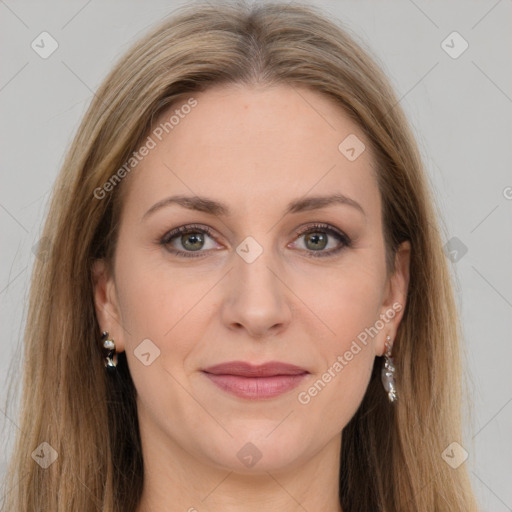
[159,222,352,259]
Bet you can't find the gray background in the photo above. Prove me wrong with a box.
[1,0,511,509]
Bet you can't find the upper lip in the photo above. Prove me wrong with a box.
[202,361,309,377]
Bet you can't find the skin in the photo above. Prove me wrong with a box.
[93,83,410,512]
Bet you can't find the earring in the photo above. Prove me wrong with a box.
[381,335,397,402]
[101,331,118,372]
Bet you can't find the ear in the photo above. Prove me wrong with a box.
[92,259,126,352]
[376,240,411,356]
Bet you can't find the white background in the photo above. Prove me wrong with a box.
[1,0,511,509]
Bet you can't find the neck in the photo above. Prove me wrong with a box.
[135,413,343,512]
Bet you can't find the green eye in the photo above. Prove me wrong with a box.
[160,224,217,258]
[160,222,351,259]
[304,231,328,251]
[292,223,351,258]
[180,232,205,251]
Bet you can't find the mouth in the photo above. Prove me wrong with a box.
[202,361,309,400]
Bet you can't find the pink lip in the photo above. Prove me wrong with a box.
[202,361,309,400]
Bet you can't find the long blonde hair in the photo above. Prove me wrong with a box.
[4,1,478,510]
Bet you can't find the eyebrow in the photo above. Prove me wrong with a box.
[142,193,366,220]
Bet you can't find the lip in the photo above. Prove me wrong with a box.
[202,361,309,400]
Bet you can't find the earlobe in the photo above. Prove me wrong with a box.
[91,259,125,352]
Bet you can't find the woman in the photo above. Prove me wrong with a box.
[4,1,479,510]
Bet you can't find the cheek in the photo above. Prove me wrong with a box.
[307,255,387,345]
[298,349,375,439]
[112,249,208,422]
[113,245,219,405]
[296,283,379,435]
[114,241,210,339]
[292,258,385,427]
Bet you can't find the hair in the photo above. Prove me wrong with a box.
[3,1,478,510]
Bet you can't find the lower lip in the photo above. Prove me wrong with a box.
[203,372,308,399]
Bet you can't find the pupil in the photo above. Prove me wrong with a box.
[306,232,327,250]
[183,233,204,251]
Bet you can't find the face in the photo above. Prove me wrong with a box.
[94,84,409,473]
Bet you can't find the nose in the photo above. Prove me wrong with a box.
[220,247,293,339]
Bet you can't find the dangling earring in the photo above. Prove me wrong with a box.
[101,331,118,372]
[381,335,397,402]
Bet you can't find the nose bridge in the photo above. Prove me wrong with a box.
[221,234,292,336]
[233,234,283,302]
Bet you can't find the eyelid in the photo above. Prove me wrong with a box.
[293,222,348,240]
[160,223,217,244]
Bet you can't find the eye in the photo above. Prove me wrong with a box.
[290,223,351,258]
[160,224,220,258]
[159,222,351,259]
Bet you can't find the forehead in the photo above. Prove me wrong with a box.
[121,83,380,221]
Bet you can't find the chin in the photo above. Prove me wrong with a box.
[198,425,313,474]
